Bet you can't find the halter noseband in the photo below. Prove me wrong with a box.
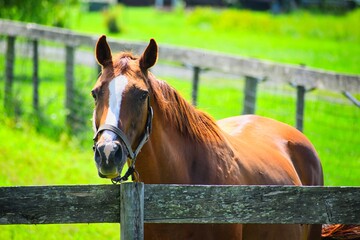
[93,96,153,184]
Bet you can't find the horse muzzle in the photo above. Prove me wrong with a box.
[94,141,127,179]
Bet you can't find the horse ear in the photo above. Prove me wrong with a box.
[140,39,158,71]
[95,35,112,67]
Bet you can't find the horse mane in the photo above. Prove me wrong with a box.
[111,51,224,144]
[147,72,224,145]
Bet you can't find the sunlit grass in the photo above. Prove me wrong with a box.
[0,6,359,239]
[69,7,360,74]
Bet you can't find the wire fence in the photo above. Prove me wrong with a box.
[0,21,359,185]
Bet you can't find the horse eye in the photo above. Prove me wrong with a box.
[91,89,98,100]
[140,91,149,101]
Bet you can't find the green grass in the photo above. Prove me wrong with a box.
[70,7,360,74]
[0,6,359,239]
[0,120,121,239]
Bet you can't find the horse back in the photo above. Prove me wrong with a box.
[217,115,323,187]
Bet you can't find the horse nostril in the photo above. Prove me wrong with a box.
[94,142,122,164]
[94,145,102,164]
[114,144,124,162]
[93,141,127,178]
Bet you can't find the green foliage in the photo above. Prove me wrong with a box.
[102,5,124,34]
[0,0,80,27]
[186,7,218,28]
[187,7,360,43]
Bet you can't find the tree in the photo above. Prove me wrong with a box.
[0,0,79,27]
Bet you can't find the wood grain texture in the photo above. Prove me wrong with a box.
[144,185,360,224]
[1,184,359,225]
[0,185,120,224]
[121,182,144,240]
[0,20,359,92]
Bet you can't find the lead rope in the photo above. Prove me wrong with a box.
[111,166,135,184]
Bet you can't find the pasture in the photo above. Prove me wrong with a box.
[0,6,359,239]
[71,6,360,74]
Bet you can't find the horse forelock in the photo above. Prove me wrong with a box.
[113,52,138,75]
[97,52,140,86]
[147,74,223,145]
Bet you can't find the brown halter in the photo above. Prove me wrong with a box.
[93,96,153,183]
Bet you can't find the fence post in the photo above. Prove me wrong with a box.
[294,85,315,132]
[295,85,305,132]
[120,182,144,240]
[242,76,259,115]
[192,66,201,106]
[32,39,39,113]
[4,36,16,114]
[65,45,75,128]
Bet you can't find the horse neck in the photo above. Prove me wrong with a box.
[135,76,234,184]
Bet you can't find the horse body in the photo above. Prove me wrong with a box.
[135,76,323,240]
[92,36,323,239]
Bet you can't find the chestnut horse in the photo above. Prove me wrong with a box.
[92,35,324,240]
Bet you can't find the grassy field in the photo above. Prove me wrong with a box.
[71,6,360,74]
[0,5,359,239]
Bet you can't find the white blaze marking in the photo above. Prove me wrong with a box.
[92,110,97,133]
[104,143,116,164]
[106,75,128,125]
[102,75,128,142]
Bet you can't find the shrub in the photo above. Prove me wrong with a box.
[102,5,124,34]
[0,0,80,27]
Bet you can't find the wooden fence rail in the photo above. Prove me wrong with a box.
[1,19,360,131]
[1,183,359,239]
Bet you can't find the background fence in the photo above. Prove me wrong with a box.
[0,19,359,186]
[1,182,359,239]
[1,20,359,130]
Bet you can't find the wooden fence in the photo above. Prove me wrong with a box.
[1,20,359,239]
[0,182,359,239]
[1,20,360,132]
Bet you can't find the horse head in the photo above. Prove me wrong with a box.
[92,35,157,180]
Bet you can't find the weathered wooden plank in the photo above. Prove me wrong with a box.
[0,20,97,47]
[0,185,119,224]
[157,45,360,93]
[120,182,144,240]
[0,185,360,224]
[1,185,359,225]
[144,185,360,225]
[0,20,359,92]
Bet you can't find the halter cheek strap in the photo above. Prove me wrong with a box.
[93,97,153,183]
